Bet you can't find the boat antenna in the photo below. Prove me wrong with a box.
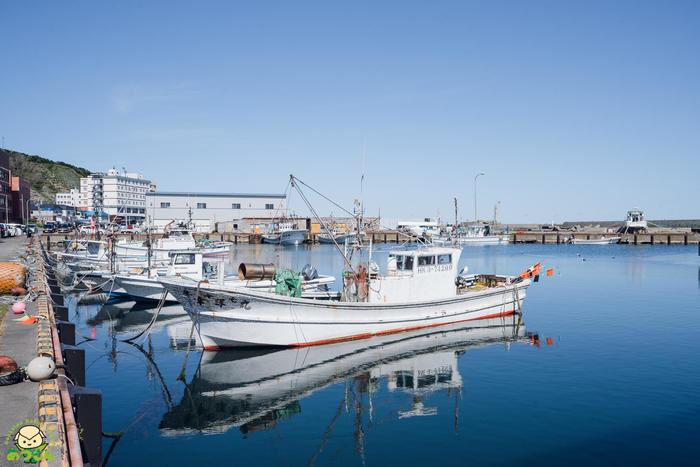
[359,143,366,246]
[290,175,354,272]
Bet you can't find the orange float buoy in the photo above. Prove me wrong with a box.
[546,337,553,346]
[0,356,19,373]
[0,263,26,294]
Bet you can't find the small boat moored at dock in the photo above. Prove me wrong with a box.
[570,236,621,245]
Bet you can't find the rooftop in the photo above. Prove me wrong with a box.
[146,192,286,199]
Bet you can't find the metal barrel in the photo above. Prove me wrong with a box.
[238,263,276,280]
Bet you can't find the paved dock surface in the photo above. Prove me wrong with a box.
[0,236,39,467]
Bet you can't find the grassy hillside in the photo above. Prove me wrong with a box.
[5,149,91,203]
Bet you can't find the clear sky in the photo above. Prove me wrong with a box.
[1,1,698,223]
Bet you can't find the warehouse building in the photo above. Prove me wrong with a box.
[146,192,288,232]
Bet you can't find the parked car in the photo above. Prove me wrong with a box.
[43,223,58,233]
[7,224,22,236]
[0,224,7,238]
[26,224,39,234]
[57,223,73,233]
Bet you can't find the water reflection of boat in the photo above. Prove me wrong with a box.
[87,301,201,348]
[158,315,525,436]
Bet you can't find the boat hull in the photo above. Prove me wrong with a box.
[159,277,529,349]
[571,237,620,245]
[317,232,359,244]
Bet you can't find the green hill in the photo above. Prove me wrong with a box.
[5,149,91,204]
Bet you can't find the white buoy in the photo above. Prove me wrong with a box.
[26,357,55,382]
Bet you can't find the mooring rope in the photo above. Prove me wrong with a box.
[120,289,170,343]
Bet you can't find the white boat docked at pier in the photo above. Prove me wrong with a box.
[570,236,621,245]
[160,244,531,349]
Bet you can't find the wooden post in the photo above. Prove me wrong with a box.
[634,234,638,245]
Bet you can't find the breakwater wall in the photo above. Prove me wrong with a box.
[44,230,700,245]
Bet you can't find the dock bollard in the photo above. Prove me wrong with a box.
[68,386,102,466]
[61,345,86,387]
[56,321,75,346]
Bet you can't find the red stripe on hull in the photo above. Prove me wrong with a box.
[202,309,517,351]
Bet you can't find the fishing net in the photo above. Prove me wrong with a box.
[274,269,302,297]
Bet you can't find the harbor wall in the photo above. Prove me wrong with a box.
[44,230,700,245]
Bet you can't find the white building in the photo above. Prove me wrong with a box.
[55,188,80,207]
[146,192,288,232]
[79,168,152,224]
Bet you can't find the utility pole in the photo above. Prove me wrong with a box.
[454,198,458,227]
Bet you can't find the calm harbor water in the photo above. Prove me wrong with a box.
[67,244,700,465]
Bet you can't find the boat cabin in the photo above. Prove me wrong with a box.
[367,246,461,303]
[158,229,196,249]
[625,209,647,229]
[167,251,224,284]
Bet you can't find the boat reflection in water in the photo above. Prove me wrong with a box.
[159,314,526,436]
[86,301,202,349]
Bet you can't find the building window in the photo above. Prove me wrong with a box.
[265,203,274,209]
[160,202,170,208]
[232,203,241,209]
[197,203,207,209]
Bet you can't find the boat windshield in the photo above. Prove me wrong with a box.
[400,256,413,271]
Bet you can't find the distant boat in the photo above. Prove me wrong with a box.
[262,221,307,246]
[570,237,621,245]
[434,225,508,246]
[619,208,648,234]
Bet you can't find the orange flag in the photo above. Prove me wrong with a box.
[547,268,554,276]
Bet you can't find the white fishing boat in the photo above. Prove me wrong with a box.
[570,236,621,245]
[160,244,531,349]
[160,175,535,349]
[158,315,526,436]
[262,221,307,246]
[115,251,336,301]
[114,225,230,260]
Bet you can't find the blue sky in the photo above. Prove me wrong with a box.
[1,1,698,223]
